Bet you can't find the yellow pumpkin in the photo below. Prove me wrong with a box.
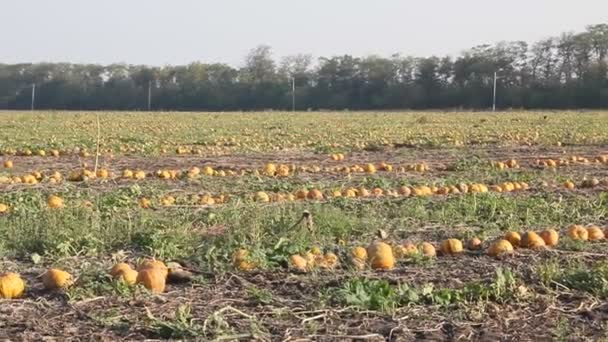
[402,242,418,256]
[254,191,270,203]
[47,195,64,209]
[0,203,8,214]
[138,197,151,209]
[487,240,514,258]
[351,246,368,261]
[0,272,26,299]
[136,268,166,294]
[363,163,377,174]
[367,241,395,270]
[504,231,521,247]
[587,225,605,241]
[42,268,73,290]
[419,242,436,257]
[134,170,146,180]
[540,229,559,247]
[318,252,338,270]
[567,225,588,241]
[440,239,463,255]
[520,231,546,249]
[467,237,483,251]
[110,264,138,286]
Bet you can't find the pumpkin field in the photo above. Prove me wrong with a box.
[1,111,608,340]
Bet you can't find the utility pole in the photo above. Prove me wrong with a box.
[147,80,152,111]
[291,76,295,112]
[492,72,497,112]
[31,83,36,111]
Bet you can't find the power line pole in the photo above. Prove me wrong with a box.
[492,72,498,112]
[291,76,295,112]
[147,80,152,111]
[31,83,36,111]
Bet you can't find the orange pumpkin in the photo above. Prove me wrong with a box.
[520,231,546,249]
[440,239,463,255]
[290,255,308,272]
[504,231,521,247]
[419,242,436,257]
[136,268,166,294]
[367,241,395,270]
[42,268,73,290]
[587,225,605,241]
[540,229,559,247]
[467,237,483,251]
[487,240,514,258]
[567,225,588,241]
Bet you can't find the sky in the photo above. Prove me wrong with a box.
[1,0,607,67]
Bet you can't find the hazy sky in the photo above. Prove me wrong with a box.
[2,0,607,67]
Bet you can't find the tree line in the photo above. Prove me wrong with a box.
[1,24,607,111]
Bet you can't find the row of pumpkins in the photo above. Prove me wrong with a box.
[0,260,182,299]
[0,161,430,185]
[237,224,607,273]
[253,180,530,203]
[2,225,604,299]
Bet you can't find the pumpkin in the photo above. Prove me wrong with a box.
[540,229,559,247]
[232,249,256,271]
[419,242,436,257]
[115,269,138,286]
[42,268,73,290]
[254,191,270,203]
[402,242,418,256]
[138,197,151,209]
[47,195,64,209]
[304,252,316,268]
[263,163,277,176]
[487,240,514,258]
[440,239,463,255]
[306,189,324,200]
[351,246,368,261]
[397,186,411,197]
[110,263,132,277]
[309,246,322,255]
[290,255,308,272]
[467,237,483,251]
[520,232,546,249]
[586,225,605,241]
[136,268,166,294]
[318,252,338,269]
[3,160,13,169]
[134,170,146,180]
[138,259,169,278]
[503,231,521,247]
[567,225,588,241]
[363,163,376,174]
[0,203,8,214]
[110,263,138,285]
[97,169,110,178]
[0,272,26,299]
[367,241,395,270]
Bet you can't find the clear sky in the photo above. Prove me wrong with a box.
[2,0,607,67]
